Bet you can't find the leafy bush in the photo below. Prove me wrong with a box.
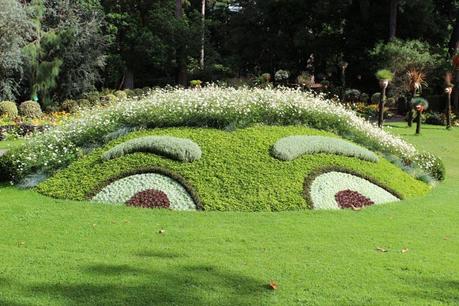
[19,101,42,118]
[371,93,381,104]
[37,126,428,211]
[100,94,117,106]
[101,136,202,162]
[189,80,202,88]
[61,99,79,113]
[343,89,361,103]
[0,101,18,118]
[114,90,128,100]
[77,99,92,109]
[271,135,379,162]
[274,70,289,81]
[411,152,445,181]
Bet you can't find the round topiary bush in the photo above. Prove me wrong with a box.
[61,99,79,113]
[114,90,128,100]
[0,101,18,118]
[19,101,42,118]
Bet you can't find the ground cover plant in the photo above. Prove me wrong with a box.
[1,87,442,184]
[36,126,429,211]
[0,123,457,305]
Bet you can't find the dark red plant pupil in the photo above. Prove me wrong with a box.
[126,189,170,209]
[335,189,374,209]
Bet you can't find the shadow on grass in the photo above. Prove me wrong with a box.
[1,263,268,306]
[397,276,459,304]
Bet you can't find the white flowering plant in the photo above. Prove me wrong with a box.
[1,86,441,182]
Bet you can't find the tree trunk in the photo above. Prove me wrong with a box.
[175,0,187,86]
[123,69,134,89]
[378,87,386,128]
[200,0,206,69]
[415,111,421,134]
[454,69,459,115]
[389,0,399,41]
[446,92,452,129]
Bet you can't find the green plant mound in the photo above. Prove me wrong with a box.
[37,126,430,212]
[271,135,378,162]
[102,136,202,163]
[19,100,42,118]
[0,101,18,118]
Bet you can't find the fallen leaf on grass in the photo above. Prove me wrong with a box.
[401,248,409,254]
[268,280,278,290]
[350,205,362,211]
[376,247,388,252]
[158,229,166,234]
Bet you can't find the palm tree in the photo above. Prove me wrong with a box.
[445,72,453,129]
[406,68,427,127]
[375,69,394,128]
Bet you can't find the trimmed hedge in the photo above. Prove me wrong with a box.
[19,101,42,118]
[0,101,18,118]
[101,136,202,162]
[37,126,429,212]
[271,135,379,162]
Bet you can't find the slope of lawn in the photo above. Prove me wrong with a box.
[0,123,458,305]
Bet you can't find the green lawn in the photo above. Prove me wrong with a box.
[0,123,458,305]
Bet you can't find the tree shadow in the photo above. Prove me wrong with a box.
[5,263,268,305]
[396,276,459,304]
[134,249,182,259]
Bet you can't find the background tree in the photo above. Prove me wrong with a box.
[0,0,31,100]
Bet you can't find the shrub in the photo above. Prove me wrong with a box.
[83,91,100,104]
[0,101,18,118]
[371,93,381,104]
[271,135,379,162]
[19,101,42,118]
[77,99,92,109]
[100,94,117,106]
[114,90,127,100]
[359,93,369,103]
[61,99,79,113]
[343,89,361,103]
[101,136,202,162]
[411,152,445,181]
[189,80,202,88]
[274,70,289,82]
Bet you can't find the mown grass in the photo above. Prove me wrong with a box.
[0,123,458,305]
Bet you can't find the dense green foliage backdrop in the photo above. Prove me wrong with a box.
[1,0,459,105]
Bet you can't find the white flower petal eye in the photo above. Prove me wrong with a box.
[92,173,200,211]
[306,171,400,210]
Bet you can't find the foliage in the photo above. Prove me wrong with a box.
[0,101,18,119]
[274,70,289,82]
[306,170,400,210]
[271,135,379,162]
[0,0,31,100]
[189,80,202,88]
[61,99,79,113]
[36,126,429,211]
[19,101,42,118]
[410,97,429,111]
[343,89,361,103]
[375,69,394,81]
[411,152,445,181]
[101,136,202,163]
[113,90,127,100]
[92,173,198,211]
[4,87,429,181]
[126,189,170,209]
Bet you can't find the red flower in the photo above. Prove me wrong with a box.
[335,189,374,209]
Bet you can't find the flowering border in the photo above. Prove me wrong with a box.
[86,166,203,210]
[303,166,403,209]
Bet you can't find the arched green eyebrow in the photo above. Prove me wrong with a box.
[271,135,378,162]
[101,136,202,162]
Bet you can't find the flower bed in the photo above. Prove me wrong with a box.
[102,136,202,162]
[305,168,400,210]
[92,173,198,211]
[2,86,437,183]
[271,135,378,162]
